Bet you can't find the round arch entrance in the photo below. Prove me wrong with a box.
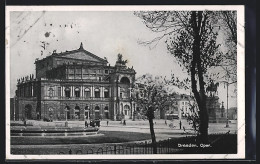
[120,77,130,84]
[104,106,109,119]
[94,106,100,119]
[25,104,33,120]
[75,105,80,119]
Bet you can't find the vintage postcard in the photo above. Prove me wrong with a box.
[6,5,245,160]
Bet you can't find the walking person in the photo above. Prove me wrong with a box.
[107,120,109,126]
[179,120,182,130]
[23,119,26,127]
[85,120,88,128]
[123,119,126,126]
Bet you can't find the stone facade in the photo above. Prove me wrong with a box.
[15,43,136,121]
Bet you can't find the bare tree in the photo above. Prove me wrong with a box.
[135,11,225,142]
[219,11,237,84]
[133,74,169,154]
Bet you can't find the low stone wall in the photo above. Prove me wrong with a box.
[11,126,99,137]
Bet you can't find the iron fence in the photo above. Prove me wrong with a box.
[58,131,233,154]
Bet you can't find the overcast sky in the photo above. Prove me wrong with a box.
[8,10,237,108]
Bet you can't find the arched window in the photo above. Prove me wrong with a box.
[124,105,130,115]
[95,106,100,111]
[84,88,90,98]
[65,87,71,98]
[104,106,109,119]
[104,88,109,98]
[104,106,108,111]
[94,88,100,98]
[48,87,54,97]
[75,105,80,110]
[75,87,80,97]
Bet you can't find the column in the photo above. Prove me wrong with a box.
[101,86,104,98]
[31,84,33,97]
[100,87,102,98]
[63,86,65,97]
[54,85,56,97]
[61,86,63,97]
[71,86,74,97]
[90,104,93,119]
[81,86,83,98]
[114,103,117,120]
[103,87,105,98]
[90,86,94,98]
[80,103,84,121]
[81,67,83,79]
[100,104,103,119]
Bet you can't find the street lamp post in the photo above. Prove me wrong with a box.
[13,96,16,121]
[65,105,68,127]
[226,82,229,128]
[219,80,236,128]
[218,81,230,128]
[128,87,133,120]
[43,102,46,120]
[133,103,136,121]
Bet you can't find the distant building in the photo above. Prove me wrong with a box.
[156,94,197,120]
[14,43,136,121]
[228,107,237,120]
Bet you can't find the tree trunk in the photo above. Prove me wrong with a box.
[191,11,209,143]
[198,100,209,143]
[149,118,157,154]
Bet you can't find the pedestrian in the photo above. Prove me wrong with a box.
[24,119,26,127]
[165,120,167,125]
[107,120,109,126]
[123,119,126,126]
[85,120,88,127]
[37,112,40,120]
[179,120,182,129]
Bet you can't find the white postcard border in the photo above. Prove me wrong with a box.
[5,5,245,160]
